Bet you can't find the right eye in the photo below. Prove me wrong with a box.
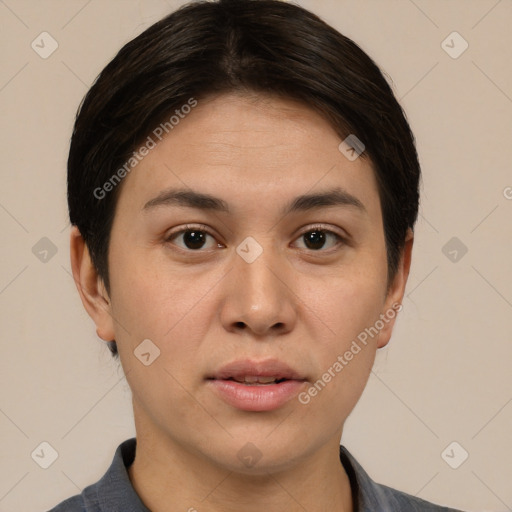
[165,224,223,252]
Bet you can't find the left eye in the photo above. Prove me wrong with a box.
[293,228,344,251]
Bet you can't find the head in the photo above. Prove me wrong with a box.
[69,0,419,474]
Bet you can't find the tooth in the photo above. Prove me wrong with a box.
[256,376,277,384]
[242,376,277,384]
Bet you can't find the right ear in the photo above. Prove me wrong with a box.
[70,226,115,341]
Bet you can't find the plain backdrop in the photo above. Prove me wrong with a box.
[0,1,511,511]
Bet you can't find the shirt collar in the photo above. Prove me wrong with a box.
[92,438,150,512]
[340,444,396,511]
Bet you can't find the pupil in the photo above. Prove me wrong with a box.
[304,230,325,250]
[184,230,205,249]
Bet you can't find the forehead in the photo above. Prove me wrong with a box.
[114,92,381,220]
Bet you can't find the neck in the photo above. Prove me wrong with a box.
[127,426,353,512]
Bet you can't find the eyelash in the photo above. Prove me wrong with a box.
[165,223,347,254]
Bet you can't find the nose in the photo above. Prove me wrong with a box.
[219,239,297,338]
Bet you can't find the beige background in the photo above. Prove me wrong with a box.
[1,0,511,511]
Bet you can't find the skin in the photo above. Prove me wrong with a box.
[71,92,413,512]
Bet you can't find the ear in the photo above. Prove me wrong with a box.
[376,228,414,349]
[70,226,115,342]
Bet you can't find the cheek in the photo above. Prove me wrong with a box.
[107,250,226,398]
[305,260,387,344]
[296,300,379,433]
[296,267,386,414]
[110,262,222,436]
[107,247,214,343]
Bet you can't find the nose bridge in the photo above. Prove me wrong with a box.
[236,234,283,303]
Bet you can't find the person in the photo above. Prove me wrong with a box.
[49,0,465,510]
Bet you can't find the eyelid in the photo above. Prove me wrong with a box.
[295,223,348,241]
[166,223,213,236]
[292,223,348,252]
[165,223,220,243]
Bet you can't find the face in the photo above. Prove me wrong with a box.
[75,92,411,474]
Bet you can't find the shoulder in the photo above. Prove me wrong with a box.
[45,495,86,512]
[365,480,464,511]
[339,445,466,512]
[45,482,102,512]
[45,438,139,512]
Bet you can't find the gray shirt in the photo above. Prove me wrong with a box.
[47,438,465,511]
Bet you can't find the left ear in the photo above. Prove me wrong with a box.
[377,228,414,349]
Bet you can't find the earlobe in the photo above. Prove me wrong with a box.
[377,228,414,349]
[70,226,115,341]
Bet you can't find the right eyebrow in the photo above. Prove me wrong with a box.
[143,188,230,213]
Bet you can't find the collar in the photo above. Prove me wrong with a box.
[88,438,151,512]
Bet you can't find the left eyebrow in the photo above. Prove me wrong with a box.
[282,187,366,216]
[142,186,366,215]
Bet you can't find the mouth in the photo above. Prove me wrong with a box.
[216,376,290,385]
[206,359,307,412]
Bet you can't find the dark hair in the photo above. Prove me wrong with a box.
[68,0,421,357]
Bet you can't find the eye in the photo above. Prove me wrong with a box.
[165,224,347,253]
[292,225,346,252]
[165,224,221,251]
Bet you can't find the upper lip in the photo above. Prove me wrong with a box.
[208,359,306,381]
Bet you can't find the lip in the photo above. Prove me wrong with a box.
[206,359,307,412]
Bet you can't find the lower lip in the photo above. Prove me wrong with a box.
[207,379,306,411]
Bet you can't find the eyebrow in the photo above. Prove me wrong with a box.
[142,186,366,215]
